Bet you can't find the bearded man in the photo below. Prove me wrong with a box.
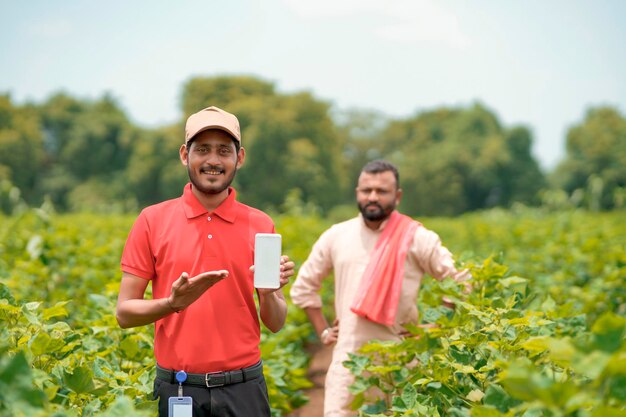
[290,159,469,417]
[116,106,295,417]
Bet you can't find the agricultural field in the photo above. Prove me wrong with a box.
[0,207,625,416]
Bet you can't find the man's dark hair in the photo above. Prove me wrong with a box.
[362,160,400,188]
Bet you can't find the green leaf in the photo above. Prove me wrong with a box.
[498,276,528,293]
[63,365,96,394]
[360,399,387,415]
[521,336,549,355]
[0,351,46,408]
[540,296,556,312]
[603,351,626,376]
[470,405,505,417]
[120,336,141,359]
[606,374,626,401]
[29,331,52,356]
[426,381,442,390]
[571,350,610,379]
[447,407,471,417]
[451,363,476,374]
[0,300,20,317]
[0,282,16,305]
[391,395,409,412]
[415,378,433,386]
[0,350,31,383]
[545,337,576,367]
[46,321,73,332]
[483,384,519,412]
[347,376,370,394]
[499,359,551,403]
[591,312,626,353]
[520,408,545,417]
[22,301,42,325]
[591,406,626,417]
[43,301,70,321]
[401,382,417,409]
[46,336,67,354]
[93,396,152,417]
[343,353,369,376]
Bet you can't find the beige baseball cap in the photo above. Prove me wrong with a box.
[184,106,241,145]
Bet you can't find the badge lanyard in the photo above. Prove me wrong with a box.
[169,371,192,417]
[176,370,187,397]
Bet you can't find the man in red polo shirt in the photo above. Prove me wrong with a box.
[116,105,295,416]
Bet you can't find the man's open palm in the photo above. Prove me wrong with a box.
[169,270,228,311]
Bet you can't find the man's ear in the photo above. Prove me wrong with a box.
[396,188,403,205]
[179,144,188,166]
[236,147,246,169]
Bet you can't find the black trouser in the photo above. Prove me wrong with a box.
[153,373,271,417]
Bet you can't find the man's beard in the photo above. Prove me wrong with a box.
[187,164,237,195]
[358,201,395,221]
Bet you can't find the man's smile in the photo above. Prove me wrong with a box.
[201,166,225,175]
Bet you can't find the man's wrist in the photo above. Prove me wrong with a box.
[166,297,180,313]
[258,290,282,306]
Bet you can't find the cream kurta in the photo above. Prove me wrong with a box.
[290,214,467,417]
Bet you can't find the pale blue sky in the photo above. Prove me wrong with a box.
[1,0,625,170]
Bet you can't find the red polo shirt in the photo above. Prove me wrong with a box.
[121,184,275,373]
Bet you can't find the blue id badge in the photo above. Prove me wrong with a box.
[168,370,192,417]
[168,396,192,417]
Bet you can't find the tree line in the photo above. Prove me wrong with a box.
[1,75,624,216]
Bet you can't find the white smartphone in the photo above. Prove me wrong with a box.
[168,396,192,417]
[254,233,282,289]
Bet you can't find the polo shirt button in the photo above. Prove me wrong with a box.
[208,234,213,239]
[207,216,212,221]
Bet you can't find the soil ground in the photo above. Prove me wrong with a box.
[286,343,333,417]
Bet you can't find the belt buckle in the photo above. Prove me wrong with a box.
[205,371,226,388]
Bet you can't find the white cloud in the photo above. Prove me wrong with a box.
[282,0,470,48]
[376,1,470,47]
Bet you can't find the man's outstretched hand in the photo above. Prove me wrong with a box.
[168,270,229,312]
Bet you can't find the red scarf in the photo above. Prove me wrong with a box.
[350,211,420,326]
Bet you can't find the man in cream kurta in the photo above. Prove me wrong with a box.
[290,160,468,417]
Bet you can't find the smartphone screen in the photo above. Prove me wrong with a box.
[254,233,281,289]
[169,397,192,417]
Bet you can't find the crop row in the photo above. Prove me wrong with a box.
[1,207,624,416]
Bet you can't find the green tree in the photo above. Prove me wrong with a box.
[181,75,276,120]
[39,93,87,159]
[498,126,546,205]
[59,94,132,177]
[552,106,626,210]
[0,94,44,207]
[334,108,388,203]
[378,103,545,216]
[125,125,187,207]
[37,93,134,211]
[181,76,347,212]
[37,93,88,209]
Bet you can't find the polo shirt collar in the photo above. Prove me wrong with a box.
[182,183,238,223]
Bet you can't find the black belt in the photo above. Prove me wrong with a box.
[156,361,263,388]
